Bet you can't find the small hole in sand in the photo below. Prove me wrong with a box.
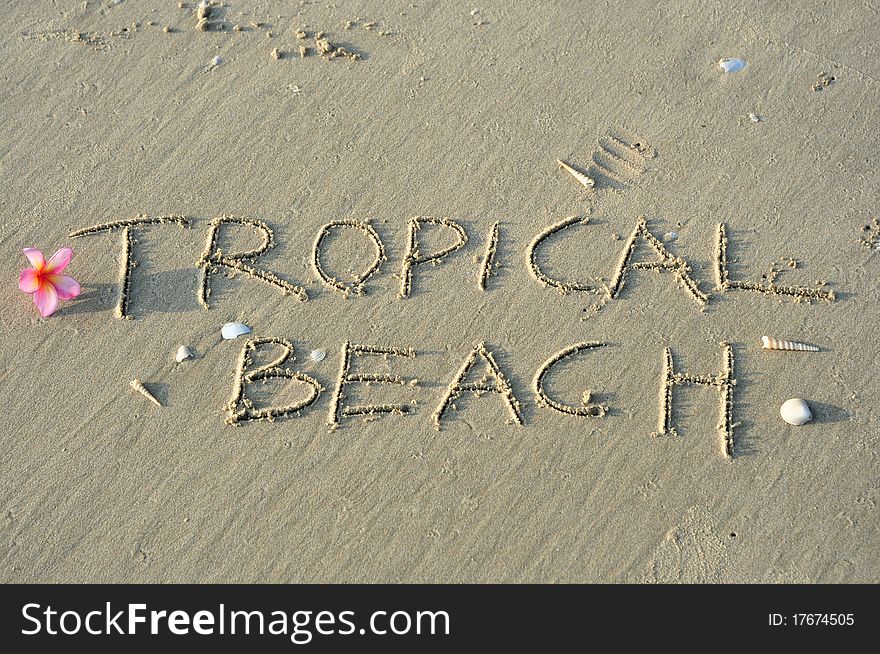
[729,532,737,538]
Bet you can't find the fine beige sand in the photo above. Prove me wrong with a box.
[1,0,878,583]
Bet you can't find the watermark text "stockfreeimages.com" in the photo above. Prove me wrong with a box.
[22,603,450,644]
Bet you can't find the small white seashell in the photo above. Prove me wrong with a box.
[761,336,819,352]
[130,379,162,407]
[221,322,251,340]
[663,231,678,242]
[719,57,746,73]
[211,55,223,66]
[309,349,327,363]
[748,112,761,122]
[780,398,812,426]
[557,159,595,189]
[175,345,194,363]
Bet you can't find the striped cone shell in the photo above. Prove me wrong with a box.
[761,336,819,352]
[130,379,163,406]
[557,159,595,189]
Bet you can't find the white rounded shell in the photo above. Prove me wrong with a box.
[309,349,327,363]
[780,398,812,426]
[221,322,252,340]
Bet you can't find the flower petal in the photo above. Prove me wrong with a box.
[22,248,45,270]
[46,274,81,300]
[44,247,73,274]
[19,268,41,294]
[34,283,59,317]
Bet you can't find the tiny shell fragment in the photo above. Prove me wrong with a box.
[719,57,746,73]
[176,345,195,362]
[222,322,251,340]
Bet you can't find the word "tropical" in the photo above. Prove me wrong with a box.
[69,214,834,318]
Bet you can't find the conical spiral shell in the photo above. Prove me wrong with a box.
[761,336,819,352]
[130,379,162,406]
[557,159,595,189]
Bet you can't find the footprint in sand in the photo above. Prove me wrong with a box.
[643,506,729,583]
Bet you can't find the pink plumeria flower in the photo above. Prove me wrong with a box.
[18,247,81,317]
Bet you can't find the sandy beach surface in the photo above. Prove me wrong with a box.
[1,0,878,583]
